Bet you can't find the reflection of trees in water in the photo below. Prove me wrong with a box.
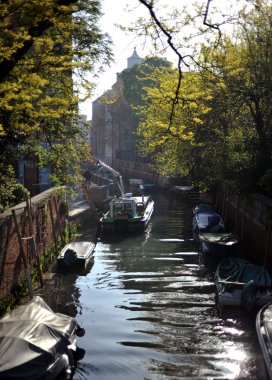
[35,272,80,318]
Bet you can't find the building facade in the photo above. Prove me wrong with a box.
[91,49,142,167]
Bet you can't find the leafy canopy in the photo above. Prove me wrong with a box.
[0,0,112,208]
[126,0,272,194]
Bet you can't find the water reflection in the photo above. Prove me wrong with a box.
[40,190,266,379]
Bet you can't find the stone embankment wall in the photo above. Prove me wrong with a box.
[214,185,272,270]
[0,188,67,304]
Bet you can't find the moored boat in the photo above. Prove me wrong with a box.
[139,183,155,193]
[0,296,85,380]
[193,210,226,240]
[256,303,272,379]
[193,201,214,215]
[214,256,272,311]
[199,232,240,256]
[99,193,154,233]
[57,241,95,269]
[129,178,144,186]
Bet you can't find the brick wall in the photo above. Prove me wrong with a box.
[0,188,67,303]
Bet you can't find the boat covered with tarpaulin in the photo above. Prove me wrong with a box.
[0,296,85,379]
[214,257,272,311]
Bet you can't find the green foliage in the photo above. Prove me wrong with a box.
[127,1,272,194]
[0,164,28,211]
[0,222,78,315]
[31,223,78,283]
[0,293,20,317]
[128,66,213,180]
[121,56,172,110]
[11,183,29,205]
[196,4,272,193]
[59,200,69,216]
[35,116,91,189]
[0,0,112,205]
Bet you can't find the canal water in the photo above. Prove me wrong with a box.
[38,189,265,380]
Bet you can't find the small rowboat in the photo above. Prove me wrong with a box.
[57,241,95,268]
[193,211,226,241]
[214,257,272,311]
[199,232,240,256]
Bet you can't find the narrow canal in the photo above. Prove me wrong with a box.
[38,189,265,380]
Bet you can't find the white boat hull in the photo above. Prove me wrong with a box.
[57,241,95,268]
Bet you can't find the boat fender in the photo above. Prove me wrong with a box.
[241,280,258,311]
[76,326,85,337]
[75,347,86,361]
[64,249,77,266]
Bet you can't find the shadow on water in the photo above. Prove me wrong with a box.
[38,189,267,380]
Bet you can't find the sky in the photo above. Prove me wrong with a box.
[79,0,149,120]
[79,0,247,120]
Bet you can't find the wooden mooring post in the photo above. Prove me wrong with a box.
[25,195,44,287]
[48,198,59,257]
[82,182,99,222]
[12,209,34,300]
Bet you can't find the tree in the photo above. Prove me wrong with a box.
[121,56,171,118]
[130,65,213,180]
[124,0,272,194]
[0,0,112,207]
[197,3,272,193]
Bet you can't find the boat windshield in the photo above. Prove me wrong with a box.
[114,202,124,212]
[137,203,144,214]
[198,213,221,226]
[124,203,132,212]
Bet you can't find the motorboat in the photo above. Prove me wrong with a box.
[193,201,214,215]
[199,232,240,256]
[198,232,240,270]
[193,210,226,239]
[0,296,85,379]
[99,193,154,233]
[214,256,272,311]
[256,302,272,379]
[139,183,155,193]
[57,241,95,269]
[129,178,144,186]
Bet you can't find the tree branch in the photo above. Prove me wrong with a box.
[0,0,77,83]
[203,0,222,40]
[138,0,188,136]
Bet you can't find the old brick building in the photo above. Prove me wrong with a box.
[91,49,144,167]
